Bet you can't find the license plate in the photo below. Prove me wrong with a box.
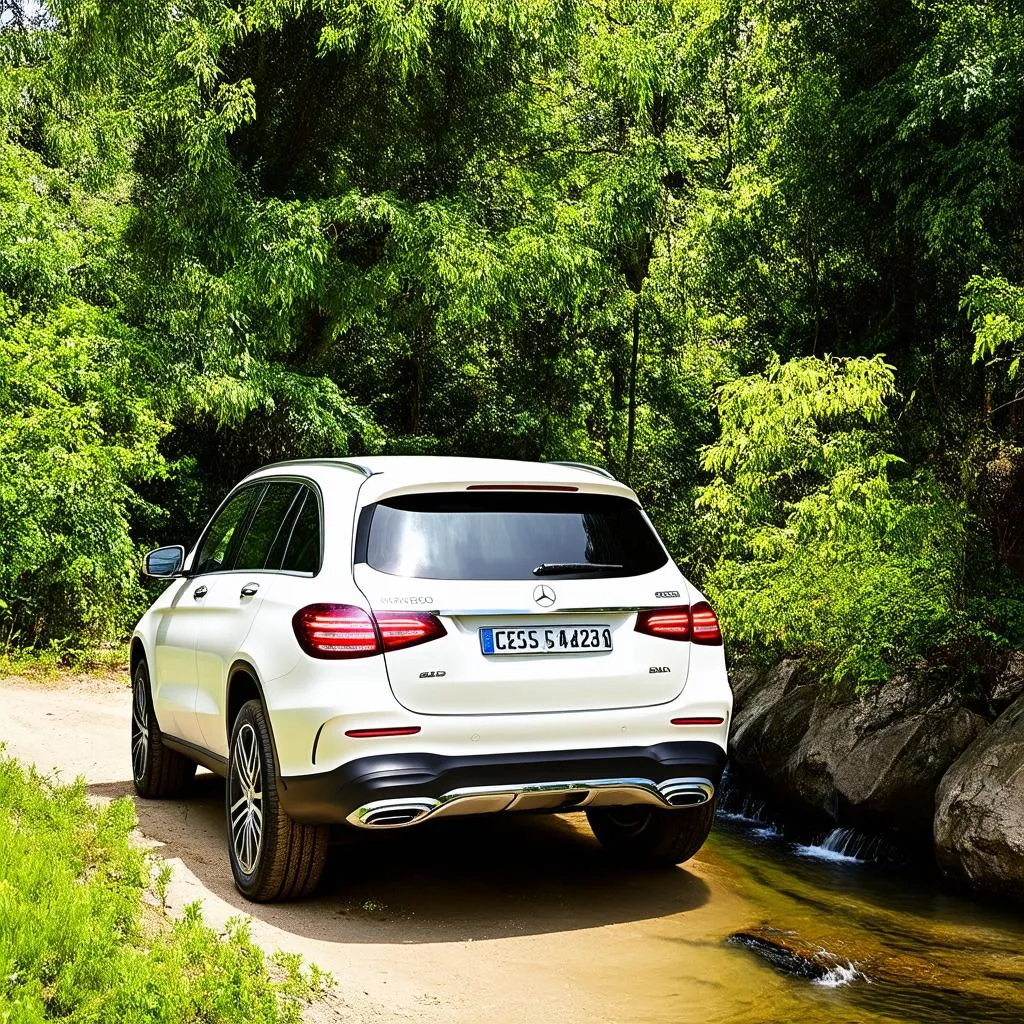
[479,625,613,655]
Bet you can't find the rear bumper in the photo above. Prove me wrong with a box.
[278,740,727,826]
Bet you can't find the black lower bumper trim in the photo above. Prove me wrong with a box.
[278,741,727,825]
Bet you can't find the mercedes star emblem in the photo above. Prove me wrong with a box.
[533,584,556,607]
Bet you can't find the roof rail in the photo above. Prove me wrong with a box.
[549,461,617,480]
[251,458,374,478]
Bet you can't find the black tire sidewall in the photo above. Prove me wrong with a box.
[227,700,278,896]
[131,661,156,792]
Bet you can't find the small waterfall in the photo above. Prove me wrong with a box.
[716,769,782,837]
[794,827,893,864]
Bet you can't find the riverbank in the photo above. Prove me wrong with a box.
[727,655,1024,898]
[4,671,1023,1024]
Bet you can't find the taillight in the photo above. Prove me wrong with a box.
[292,605,448,659]
[293,604,380,659]
[690,601,722,645]
[634,603,723,646]
[635,606,691,641]
[375,612,447,652]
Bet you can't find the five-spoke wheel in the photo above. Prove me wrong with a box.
[226,699,328,901]
[228,722,264,875]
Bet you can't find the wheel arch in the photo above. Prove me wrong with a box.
[226,660,266,738]
[225,661,285,785]
[129,635,147,679]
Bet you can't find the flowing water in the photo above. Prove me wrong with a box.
[683,811,1024,1024]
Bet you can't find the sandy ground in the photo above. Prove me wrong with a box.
[0,674,752,1024]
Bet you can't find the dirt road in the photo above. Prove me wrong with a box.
[0,674,758,1024]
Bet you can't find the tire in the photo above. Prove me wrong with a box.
[131,660,197,798]
[586,800,717,867]
[226,699,328,902]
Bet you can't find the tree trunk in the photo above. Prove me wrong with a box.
[625,298,641,485]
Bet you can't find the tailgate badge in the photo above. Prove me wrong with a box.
[649,666,671,674]
[419,670,446,678]
[655,590,680,598]
[533,584,556,607]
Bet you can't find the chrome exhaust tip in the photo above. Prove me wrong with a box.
[658,779,715,808]
[351,797,439,828]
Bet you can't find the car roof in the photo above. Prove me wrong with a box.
[245,456,631,493]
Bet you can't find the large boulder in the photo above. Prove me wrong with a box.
[987,650,1024,712]
[728,659,818,786]
[785,676,987,836]
[729,664,987,838]
[935,692,1024,898]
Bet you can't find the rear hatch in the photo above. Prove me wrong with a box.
[352,487,691,715]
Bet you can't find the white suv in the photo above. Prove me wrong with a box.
[131,457,732,901]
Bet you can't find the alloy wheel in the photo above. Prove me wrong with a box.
[131,677,149,781]
[229,723,264,875]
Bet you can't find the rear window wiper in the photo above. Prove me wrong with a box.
[532,562,624,576]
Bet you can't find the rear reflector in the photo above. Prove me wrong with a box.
[671,717,725,726]
[635,603,723,646]
[375,612,447,652]
[293,605,448,659]
[466,484,579,491]
[345,727,422,738]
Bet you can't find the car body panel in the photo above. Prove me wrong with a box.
[131,456,733,825]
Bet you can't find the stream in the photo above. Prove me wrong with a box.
[695,809,1024,1024]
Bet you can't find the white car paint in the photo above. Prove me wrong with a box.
[133,457,732,804]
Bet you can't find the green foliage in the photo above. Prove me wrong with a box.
[0,752,329,1023]
[1,0,1023,681]
[698,355,974,683]
[964,275,1024,381]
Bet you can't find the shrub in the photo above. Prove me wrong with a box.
[0,753,329,1024]
[697,354,975,685]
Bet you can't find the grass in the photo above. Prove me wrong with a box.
[0,753,331,1023]
[0,640,129,681]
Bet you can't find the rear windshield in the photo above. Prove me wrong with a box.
[360,491,668,580]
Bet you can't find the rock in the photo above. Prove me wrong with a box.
[729,666,987,838]
[727,928,861,985]
[728,659,818,784]
[785,676,987,836]
[727,929,833,981]
[988,651,1024,711]
[935,692,1024,899]
[727,663,763,706]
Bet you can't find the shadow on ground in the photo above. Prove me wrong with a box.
[90,773,710,943]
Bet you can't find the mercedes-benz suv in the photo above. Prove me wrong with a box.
[131,457,732,901]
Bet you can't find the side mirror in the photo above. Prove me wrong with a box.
[144,545,186,578]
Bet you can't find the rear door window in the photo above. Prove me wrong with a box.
[360,491,668,580]
[233,482,302,571]
[280,489,322,573]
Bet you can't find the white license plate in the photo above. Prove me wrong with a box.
[479,625,613,655]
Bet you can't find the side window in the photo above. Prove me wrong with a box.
[281,489,322,573]
[194,488,260,575]
[233,483,302,571]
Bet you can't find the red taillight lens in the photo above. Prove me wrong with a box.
[292,604,380,659]
[690,601,722,645]
[634,603,723,646]
[635,606,691,641]
[374,612,447,652]
[292,605,448,659]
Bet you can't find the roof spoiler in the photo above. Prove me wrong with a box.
[547,461,617,480]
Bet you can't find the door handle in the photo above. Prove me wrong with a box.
[193,585,208,600]
[240,582,260,598]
